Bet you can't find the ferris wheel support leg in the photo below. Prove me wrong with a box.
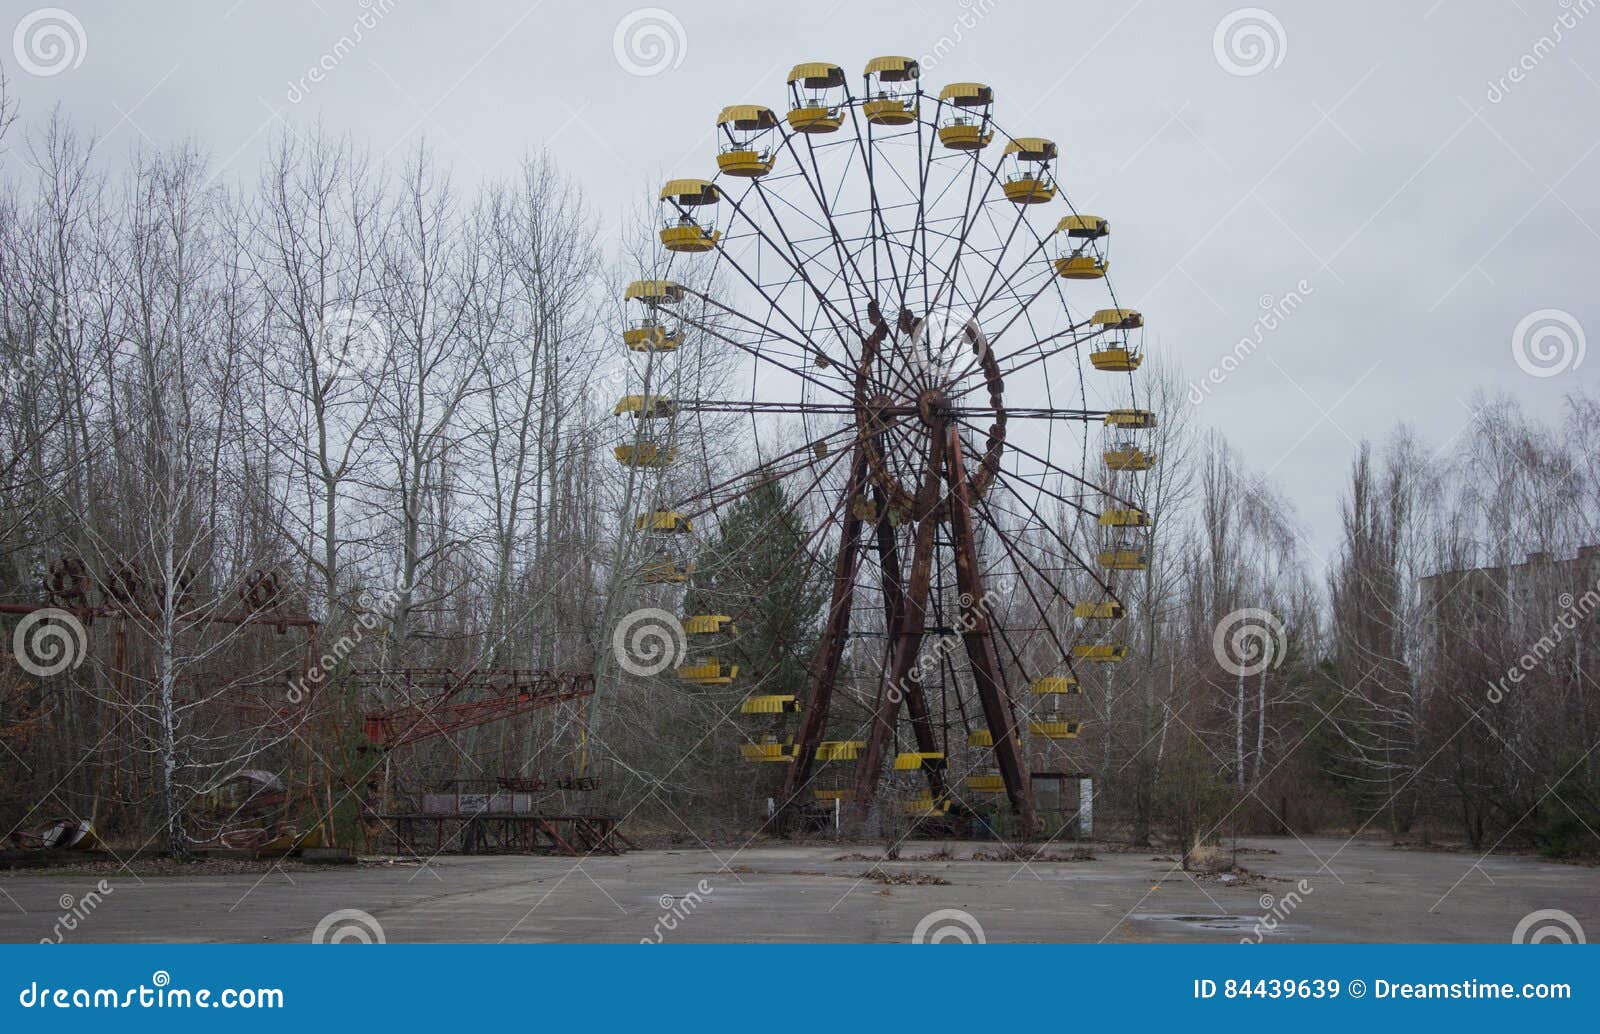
[778,445,870,818]
[851,435,948,823]
[942,425,1039,838]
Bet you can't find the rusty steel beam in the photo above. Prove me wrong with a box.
[779,443,870,808]
[943,423,1038,837]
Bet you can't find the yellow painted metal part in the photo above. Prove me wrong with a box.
[1104,408,1157,429]
[613,394,675,418]
[787,62,846,88]
[740,695,799,715]
[902,795,952,817]
[938,122,993,150]
[624,279,684,305]
[716,104,779,130]
[864,55,919,80]
[1057,214,1108,237]
[966,728,995,747]
[864,98,918,125]
[1098,548,1149,571]
[815,740,865,762]
[1055,255,1108,279]
[938,81,993,105]
[741,738,795,762]
[1098,508,1150,528]
[634,510,692,533]
[1074,600,1125,620]
[1090,347,1142,371]
[642,560,692,584]
[1030,676,1081,695]
[1073,642,1129,663]
[658,178,721,204]
[1104,447,1157,471]
[1004,136,1058,160]
[964,775,1007,793]
[1092,308,1144,329]
[678,658,739,685]
[1002,177,1056,204]
[786,105,844,133]
[614,442,676,467]
[893,751,946,771]
[717,149,776,177]
[682,614,735,635]
[623,323,681,351]
[1029,720,1082,739]
[659,225,720,253]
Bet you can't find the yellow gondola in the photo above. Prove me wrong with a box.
[965,774,1007,793]
[614,394,676,419]
[740,695,800,715]
[1097,544,1149,571]
[634,510,692,533]
[682,613,735,635]
[1073,641,1129,663]
[1001,137,1057,204]
[1029,720,1082,739]
[1054,215,1109,279]
[741,736,796,762]
[863,56,919,126]
[815,740,865,762]
[786,62,847,133]
[678,657,739,685]
[658,179,721,253]
[614,442,675,467]
[1073,600,1125,620]
[622,317,681,352]
[1098,508,1150,528]
[903,792,952,817]
[1104,443,1157,471]
[642,559,693,584]
[1089,308,1144,371]
[717,105,779,177]
[624,279,685,305]
[966,728,995,747]
[892,751,945,771]
[1104,407,1156,429]
[1030,676,1081,695]
[937,82,994,150]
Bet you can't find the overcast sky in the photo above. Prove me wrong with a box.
[4,0,1597,567]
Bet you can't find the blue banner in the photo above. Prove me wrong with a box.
[2,945,1591,1030]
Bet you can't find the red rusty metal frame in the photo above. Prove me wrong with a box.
[354,668,595,751]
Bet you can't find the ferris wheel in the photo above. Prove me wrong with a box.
[614,56,1155,838]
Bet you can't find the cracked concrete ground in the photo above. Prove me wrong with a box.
[2,836,1594,943]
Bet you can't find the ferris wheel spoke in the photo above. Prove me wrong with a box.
[670,423,855,518]
[671,295,857,403]
[980,467,1118,601]
[967,502,1082,677]
[952,413,1138,512]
